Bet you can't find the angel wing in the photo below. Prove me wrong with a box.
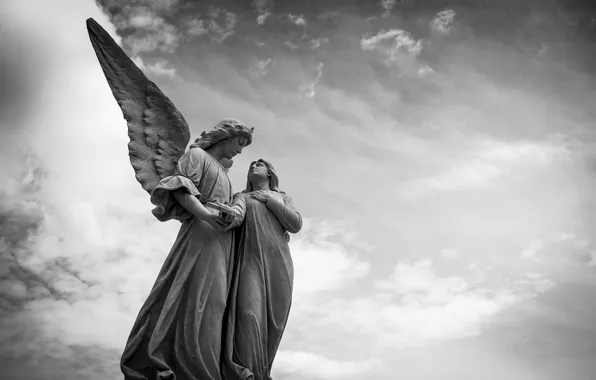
[86,18,191,194]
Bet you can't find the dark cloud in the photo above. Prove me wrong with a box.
[0,158,53,306]
[0,157,124,379]
[0,15,41,130]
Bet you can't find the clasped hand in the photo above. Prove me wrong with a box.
[251,190,274,203]
[204,212,231,230]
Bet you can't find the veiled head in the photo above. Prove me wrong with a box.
[190,118,254,150]
[245,159,281,192]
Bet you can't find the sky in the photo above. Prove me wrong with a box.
[1,0,596,379]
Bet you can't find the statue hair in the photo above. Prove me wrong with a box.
[189,118,254,150]
[244,159,283,193]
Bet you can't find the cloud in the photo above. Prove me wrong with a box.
[399,138,572,197]
[276,221,556,365]
[251,0,273,25]
[309,37,328,49]
[249,57,275,77]
[98,2,237,49]
[145,60,178,78]
[273,350,382,379]
[99,0,181,13]
[180,9,237,43]
[299,62,324,98]
[516,230,596,267]
[430,9,456,35]
[425,160,502,191]
[185,18,208,36]
[286,255,554,360]
[287,14,306,26]
[381,0,396,17]
[107,5,181,54]
[290,220,371,297]
[257,11,271,25]
[317,11,340,21]
[205,7,238,43]
[417,64,434,76]
[522,239,545,260]
[284,40,299,50]
[361,29,423,57]
[360,29,423,72]
[252,0,274,13]
[358,262,552,348]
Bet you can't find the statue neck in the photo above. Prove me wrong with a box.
[205,146,225,161]
[251,180,270,191]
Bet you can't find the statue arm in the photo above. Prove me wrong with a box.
[225,193,247,229]
[266,194,303,234]
[173,191,215,221]
[167,149,226,225]
[151,148,220,224]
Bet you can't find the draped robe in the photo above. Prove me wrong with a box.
[223,191,303,380]
[121,147,235,380]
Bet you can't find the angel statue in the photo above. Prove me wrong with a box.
[86,18,253,380]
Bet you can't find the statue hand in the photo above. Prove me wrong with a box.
[220,210,236,223]
[204,212,230,231]
[251,190,274,203]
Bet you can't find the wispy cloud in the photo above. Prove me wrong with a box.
[381,0,396,17]
[288,246,554,354]
[417,64,434,76]
[108,6,181,54]
[284,39,299,50]
[400,139,572,196]
[431,9,456,35]
[145,60,178,78]
[252,0,273,25]
[309,37,328,49]
[185,18,208,36]
[361,29,423,70]
[249,57,275,78]
[98,0,181,13]
[205,7,238,43]
[256,11,271,25]
[287,13,306,27]
[299,62,324,98]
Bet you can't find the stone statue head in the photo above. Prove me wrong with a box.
[190,118,254,150]
[189,118,254,170]
[245,159,281,192]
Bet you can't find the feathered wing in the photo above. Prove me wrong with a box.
[86,18,191,194]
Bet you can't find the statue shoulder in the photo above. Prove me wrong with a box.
[181,147,212,165]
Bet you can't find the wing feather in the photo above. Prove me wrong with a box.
[86,18,190,194]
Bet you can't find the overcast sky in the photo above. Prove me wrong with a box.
[2,0,596,379]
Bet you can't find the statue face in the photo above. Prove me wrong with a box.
[248,160,268,180]
[222,136,248,159]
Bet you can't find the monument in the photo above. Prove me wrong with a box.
[87,18,303,380]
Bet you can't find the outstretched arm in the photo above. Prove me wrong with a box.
[264,194,303,234]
